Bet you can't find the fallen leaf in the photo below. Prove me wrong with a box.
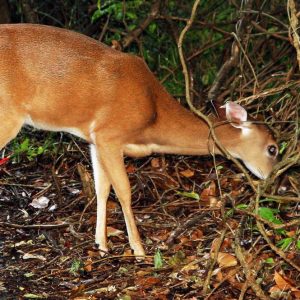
[274,271,298,291]
[23,253,46,261]
[151,158,161,168]
[23,293,44,299]
[107,200,119,210]
[126,164,135,173]
[200,181,216,201]
[217,252,237,268]
[191,229,204,241]
[180,169,194,178]
[87,250,100,257]
[0,281,6,291]
[123,249,133,256]
[29,196,50,209]
[180,261,198,273]
[135,277,161,288]
[107,226,124,237]
[84,258,92,272]
[292,290,300,298]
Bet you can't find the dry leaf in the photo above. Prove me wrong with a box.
[292,290,300,298]
[29,196,50,209]
[23,253,46,261]
[107,226,124,237]
[180,169,194,178]
[274,271,299,292]
[151,157,161,168]
[126,164,135,173]
[200,181,216,201]
[191,229,203,241]
[77,163,93,200]
[84,258,92,272]
[274,271,293,290]
[123,249,133,256]
[136,277,161,288]
[107,200,119,210]
[217,252,237,268]
[87,250,99,258]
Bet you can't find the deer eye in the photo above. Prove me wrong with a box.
[268,145,277,157]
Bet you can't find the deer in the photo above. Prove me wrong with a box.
[0,24,279,257]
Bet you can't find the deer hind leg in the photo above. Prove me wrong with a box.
[0,112,24,150]
[90,144,111,255]
[95,142,145,258]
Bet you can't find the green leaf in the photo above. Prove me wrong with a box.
[236,204,248,210]
[201,73,210,85]
[126,11,137,20]
[267,26,279,33]
[177,191,200,200]
[154,249,163,269]
[257,207,282,225]
[265,257,274,264]
[91,9,102,23]
[37,146,44,155]
[148,22,157,34]
[69,259,82,275]
[279,142,288,155]
[297,240,300,250]
[276,237,293,251]
[20,138,29,151]
[258,207,274,221]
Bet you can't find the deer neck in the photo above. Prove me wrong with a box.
[142,94,240,157]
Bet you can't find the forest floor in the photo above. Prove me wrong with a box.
[0,132,300,300]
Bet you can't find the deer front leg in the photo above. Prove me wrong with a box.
[90,144,111,255]
[96,142,145,258]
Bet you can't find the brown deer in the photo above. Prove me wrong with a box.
[0,24,279,257]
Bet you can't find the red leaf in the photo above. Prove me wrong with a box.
[0,156,9,166]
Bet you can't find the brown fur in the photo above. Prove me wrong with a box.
[0,24,279,257]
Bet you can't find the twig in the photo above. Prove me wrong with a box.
[177,0,257,192]
[234,210,270,300]
[121,0,161,49]
[236,208,300,229]
[234,243,270,300]
[203,229,227,296]
[0,221,69,229]
[166,211,205,246]
[288,0,300,70]
[255,186,300,273]
[208,0,256,103]
[251,21,289,42]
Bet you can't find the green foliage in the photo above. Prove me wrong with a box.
[226,203,248,218]
[258,207,282,225]
[279,141,288,154]
[154,249,163,269]
[168,250,186,266]
[177,191,200,200]
[297,240,300,251]
[11,137,50,162]
[264,257,275,264]
[276,237,293,251]
[69,259,82,275]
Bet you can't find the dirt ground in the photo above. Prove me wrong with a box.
[0,133,300,299]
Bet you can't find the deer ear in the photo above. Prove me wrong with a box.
[222,101,248,128]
